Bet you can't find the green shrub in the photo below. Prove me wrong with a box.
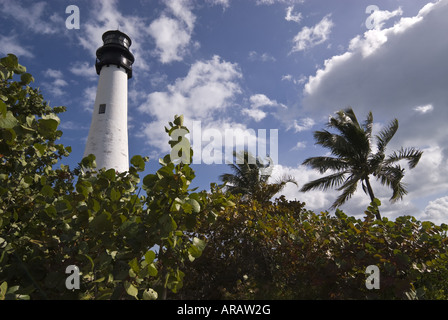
[182,197,448,299]
[0,54,233,300]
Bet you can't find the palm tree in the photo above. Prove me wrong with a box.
[300,108,423,220]
[220,151,297,203]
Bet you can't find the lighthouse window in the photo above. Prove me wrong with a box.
[99,104,106,114]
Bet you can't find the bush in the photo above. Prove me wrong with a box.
[181,197,448,299]
[0,54,233,300]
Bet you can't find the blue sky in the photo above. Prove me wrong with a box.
[1,0,447,224]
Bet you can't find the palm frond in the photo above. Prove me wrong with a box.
[330,177,359,209]
[376,119,398,153]
[375,164,408,201]
[300,171,347,192]
[342,107,361,128]
[313,130,355,158]
[271,174,298,188]
[219,173,242,185]
[362,111,374,140]
[328,109,371,159]
[302,156,349,174]
[257,176,298,202]
[368,152,386,173]
[384,147,423,169]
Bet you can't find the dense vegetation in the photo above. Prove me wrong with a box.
[1,54,447,300]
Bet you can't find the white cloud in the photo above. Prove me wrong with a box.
[269,164,332,209]
[0,35,34,58]
[298,0,448,222]
[148,0,197,64]
[242,94,287,122]
[165,0,195,31]
[290,141,306,150]
[206,0,230,8]
[285,6,302,24]
[69,61,97,81]
[44,69,63,79]
[0,0,60,35]
[148,16,193,64]
[53,79,68,87]
[248,51,276,62]
[42,68,68,97]
[301,0,448,149]
[413,104,433,114]
[137,55,242,151]
[60,121,88,131]
[366,7,403,30]
[288,117,315,132]
[256,0,305,5]
[281,74,307,85]
[249,94,285,109]
[242,108,267,122]
[421,196,448,225]
[196,119,261,165]
[291,14,333,52]
[399,146,448,199]
[78,0,150,71]
[81,86,97,113]
[303,1,447,117]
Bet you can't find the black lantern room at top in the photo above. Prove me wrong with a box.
[95,30,135,79]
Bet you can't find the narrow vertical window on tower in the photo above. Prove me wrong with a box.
[99,104,106,114]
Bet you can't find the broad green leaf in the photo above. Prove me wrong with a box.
[131,155,146,171]
[110,188,121,201]
[148,263,158,277]
[0,67,7,80]
[26,115,35,127]
[0,100,6,117]
[38,118,59,137]
[0,111,17,129]
[33,143,46,157]
[188,237,206,261]
[104,168,116,181]
[128,257,140,273]
[124,281,138,298]
[1,54,18,70]
[40,185,54,197]
[89,212,113,233]
[80,154,96,168]
[145,250,156,264]
[14,64,26,75]
[55,199,72,213]
[422,221,433,231]
[187,198,200,213]
[92,199,100,212]
[20,73,34,85]
[192,237,206,251]
[2,128,16,144]
[0,282,7,300]
[142,174,157,188]
[142,288,158,300]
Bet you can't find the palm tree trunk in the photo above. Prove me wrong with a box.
[364,177,381,220]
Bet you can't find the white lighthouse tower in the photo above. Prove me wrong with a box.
[83,30,135,172]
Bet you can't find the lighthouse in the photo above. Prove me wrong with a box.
[83,30,135,172]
